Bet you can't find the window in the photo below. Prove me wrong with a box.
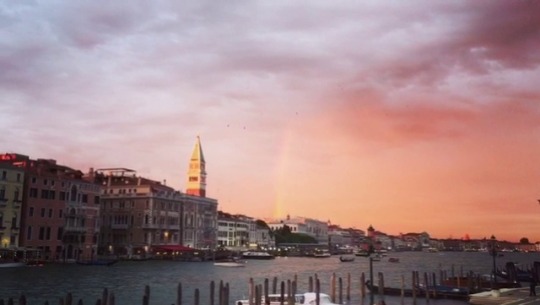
[14,189,19,201]
[94,196,100,204]
[29,188,38,198]
[59,191,66,201]
[58,209,63,218]
[82,194,88,203]
[29,207,34,217]
[0,188,5,199]
[0,213,3,228]
[16,173,20,182]
[11,215,17,229]
[27,226,32,240]
[57,227,63,240]
[1,171,6,180]
[48,209,53,218]
[43,179,48,186]
[41,208,45,217]
[38,227,45,240]
[70,185,77,202]
[49,191,56,200]
[46,227,51,240]
[41,189,48,199]
[31,177,36,184]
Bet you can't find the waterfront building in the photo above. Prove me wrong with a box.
[217,211,250,249]
[400,232,431,251]
[84,137,218,254]
[249,219,275,249]
[182,194,217,249]
[267,215,328,244]
[86,168,183,257]
[216,212,274,250]
[0,161,25,248]
[0,153,101,261]
[328,225,365,249]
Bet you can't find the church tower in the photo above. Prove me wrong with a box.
[186,136,207,197]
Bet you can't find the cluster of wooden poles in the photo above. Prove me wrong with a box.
[1,269,479,305]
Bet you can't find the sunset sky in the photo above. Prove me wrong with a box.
[2,1,540,242]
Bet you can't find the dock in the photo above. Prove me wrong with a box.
[469,288,540,305]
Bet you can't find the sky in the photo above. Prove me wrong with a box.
[2,1,540,243]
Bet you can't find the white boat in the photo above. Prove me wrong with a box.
[313,250,331,258]
[214,258,246,267]
[235,292,340,305]
[241,251,275,260]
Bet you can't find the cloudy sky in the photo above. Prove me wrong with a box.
[2,0,540,242]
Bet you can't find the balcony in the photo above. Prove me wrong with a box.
[64,225,87,233]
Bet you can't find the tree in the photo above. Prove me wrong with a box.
[520,237,530,244]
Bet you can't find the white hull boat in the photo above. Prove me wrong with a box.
[235,292,340,305]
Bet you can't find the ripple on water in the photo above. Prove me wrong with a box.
[1,252,537,305]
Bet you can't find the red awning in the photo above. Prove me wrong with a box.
[153,245,196,252]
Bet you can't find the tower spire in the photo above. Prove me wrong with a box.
[186,136,207,197]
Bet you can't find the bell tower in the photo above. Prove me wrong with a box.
[186,136,207,197]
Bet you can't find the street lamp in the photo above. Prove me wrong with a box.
[489,235,498,288]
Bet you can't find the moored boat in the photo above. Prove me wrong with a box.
[388,257,399,263]
[354,250,370,257]
[313,250,331,258]
[339,255,355,262]
[365,280,470,300]
[214,258,246,267]
[235,292,340,305]
[241,250,275,260]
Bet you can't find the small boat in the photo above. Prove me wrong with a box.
[354,250,370,257]
[235,292,340,305]
[313,250,331,258]
[241,250,275,260]
[76,259,118,266]
[365,281,470,300]
[388,257,399,263]
[339,256,355,262]
[214,258,246,267]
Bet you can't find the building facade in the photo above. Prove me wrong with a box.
[267,215,328,244]
[0,153,101,261]
[0,162,25,249]
[86,168,184,257]
[217,212,274,250]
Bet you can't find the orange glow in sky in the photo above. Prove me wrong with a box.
[2,1,540,242]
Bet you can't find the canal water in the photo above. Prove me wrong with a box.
[1,251,539,305]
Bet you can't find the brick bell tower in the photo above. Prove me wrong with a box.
[186,136,207,197]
